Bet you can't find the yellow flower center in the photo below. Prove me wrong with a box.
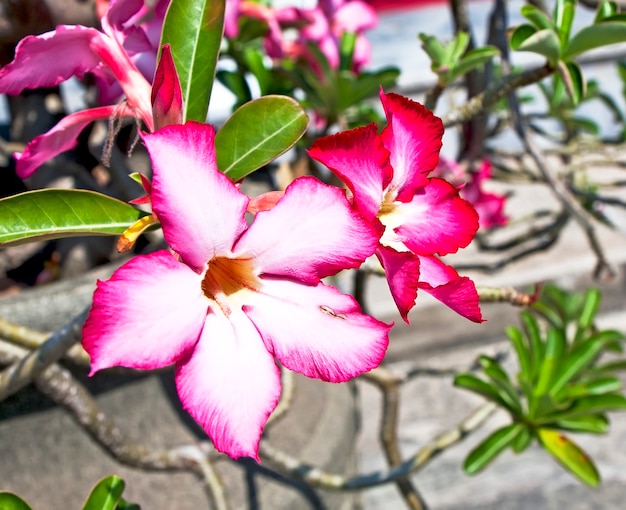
[201,256,260,315]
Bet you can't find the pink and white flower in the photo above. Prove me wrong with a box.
[309,91,483,323]
[82,121,391,460]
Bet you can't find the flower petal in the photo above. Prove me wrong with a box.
[143,122,249,270]
[246,278,391,382]
[0,25,105,95]
[376,245,420,323]
[235,176,380,283]
[82,250,207,374]
[380,91,444,201]
[417,255,483,323]
[334,1,378,33]
[392,178,479,256]
[175,309,280,460]
[15,105,133,178]
[308,123,391,222]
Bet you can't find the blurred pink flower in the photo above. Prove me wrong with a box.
[83,121,391,460]
[309,91,483,323]
[436,158,509,230]
[0,0,182,178]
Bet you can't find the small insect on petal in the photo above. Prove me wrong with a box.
[319,305,348,320]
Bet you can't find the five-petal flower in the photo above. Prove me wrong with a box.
[82,121,391,460]
[308,90,483,323]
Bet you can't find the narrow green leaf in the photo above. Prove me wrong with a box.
[464,424,523,474]
[454,374,509,409]
[510,24,538,51]
[544,394,626,422]
[535,328,566,396]
[565,21,626,59]
[513,27,562,63]
[215,96,308,181]
[82,475,125,510]
[521,4,555,30]
[576,288,601,337]
[558,60,586,105]
[447,32,470,66]
[549,331,621,396]
[556,376,622,400]
[478,356,523,415]
[160,0,225,122]
[595,1,618,21]
[507,326,532,384]
[0,190,147,247]
[554,0,575,48]
[538,428,600,486]
[449,47,500,83]
[521,311,544,382]
[511,425,533,453]
[554,414,609,434]
[418,33,447,66]
[337,67,400,110]
[0,493,33,510]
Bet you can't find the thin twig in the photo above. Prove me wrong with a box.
[259,402,497,490]
[0,307,89,401]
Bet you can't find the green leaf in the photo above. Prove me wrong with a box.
[565,21,626,59]
[507,326,532,384]
[454,374,509,409]
[464,424,523,474]
[0,190,146,247]
[418,33,447,66]
[538,428,600,486]
[449,46,500,83]
[521,311,544,382]
[160,0,225,122]
[82,475,125,510]
[478,356,523,415]
[549,331,622,396]
[446,32,470,66]
[554,0,575,48]
[215,95,309,181]
[535,328,566,397]
[554,414,609,434]
[0,493,33,510]
[337,67,400,110]
[576,288,601,338]
[545,394,626,422]
[595,1,618,21]
[521,5,555,30]
[511,425,533,453]
[558,60,586,105]
[512,27,561,63]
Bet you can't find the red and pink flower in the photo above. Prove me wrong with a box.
[309,91,483,323]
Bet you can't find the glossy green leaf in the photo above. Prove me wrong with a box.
[556,376,622,400]
[447,32,470,66]
[511,425,533,454]
[545,394,626,422]
[565,21,626,59]
[538,428,600,486]
[337,67,400,111]
[160,0,225,122]
[512,27,561,63]
[535,328,566,397]
[554,414,609,434]
[549,330,622,396]
[577,288,601,334]
[521,311,543,381]
[479,356,523,415]
[507,326,532,384]
[464,424,523,474]
[454,374,509,409]
[0,190,147,247]
[0,493,32,510]
[554,0,575,48]
[215,95,308,181]
[82,475,125,510]
[595,1,618,21]
[558,60,586,105]
[450,46,500,83]
[521,4,554,30]
[418,33,447,66]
